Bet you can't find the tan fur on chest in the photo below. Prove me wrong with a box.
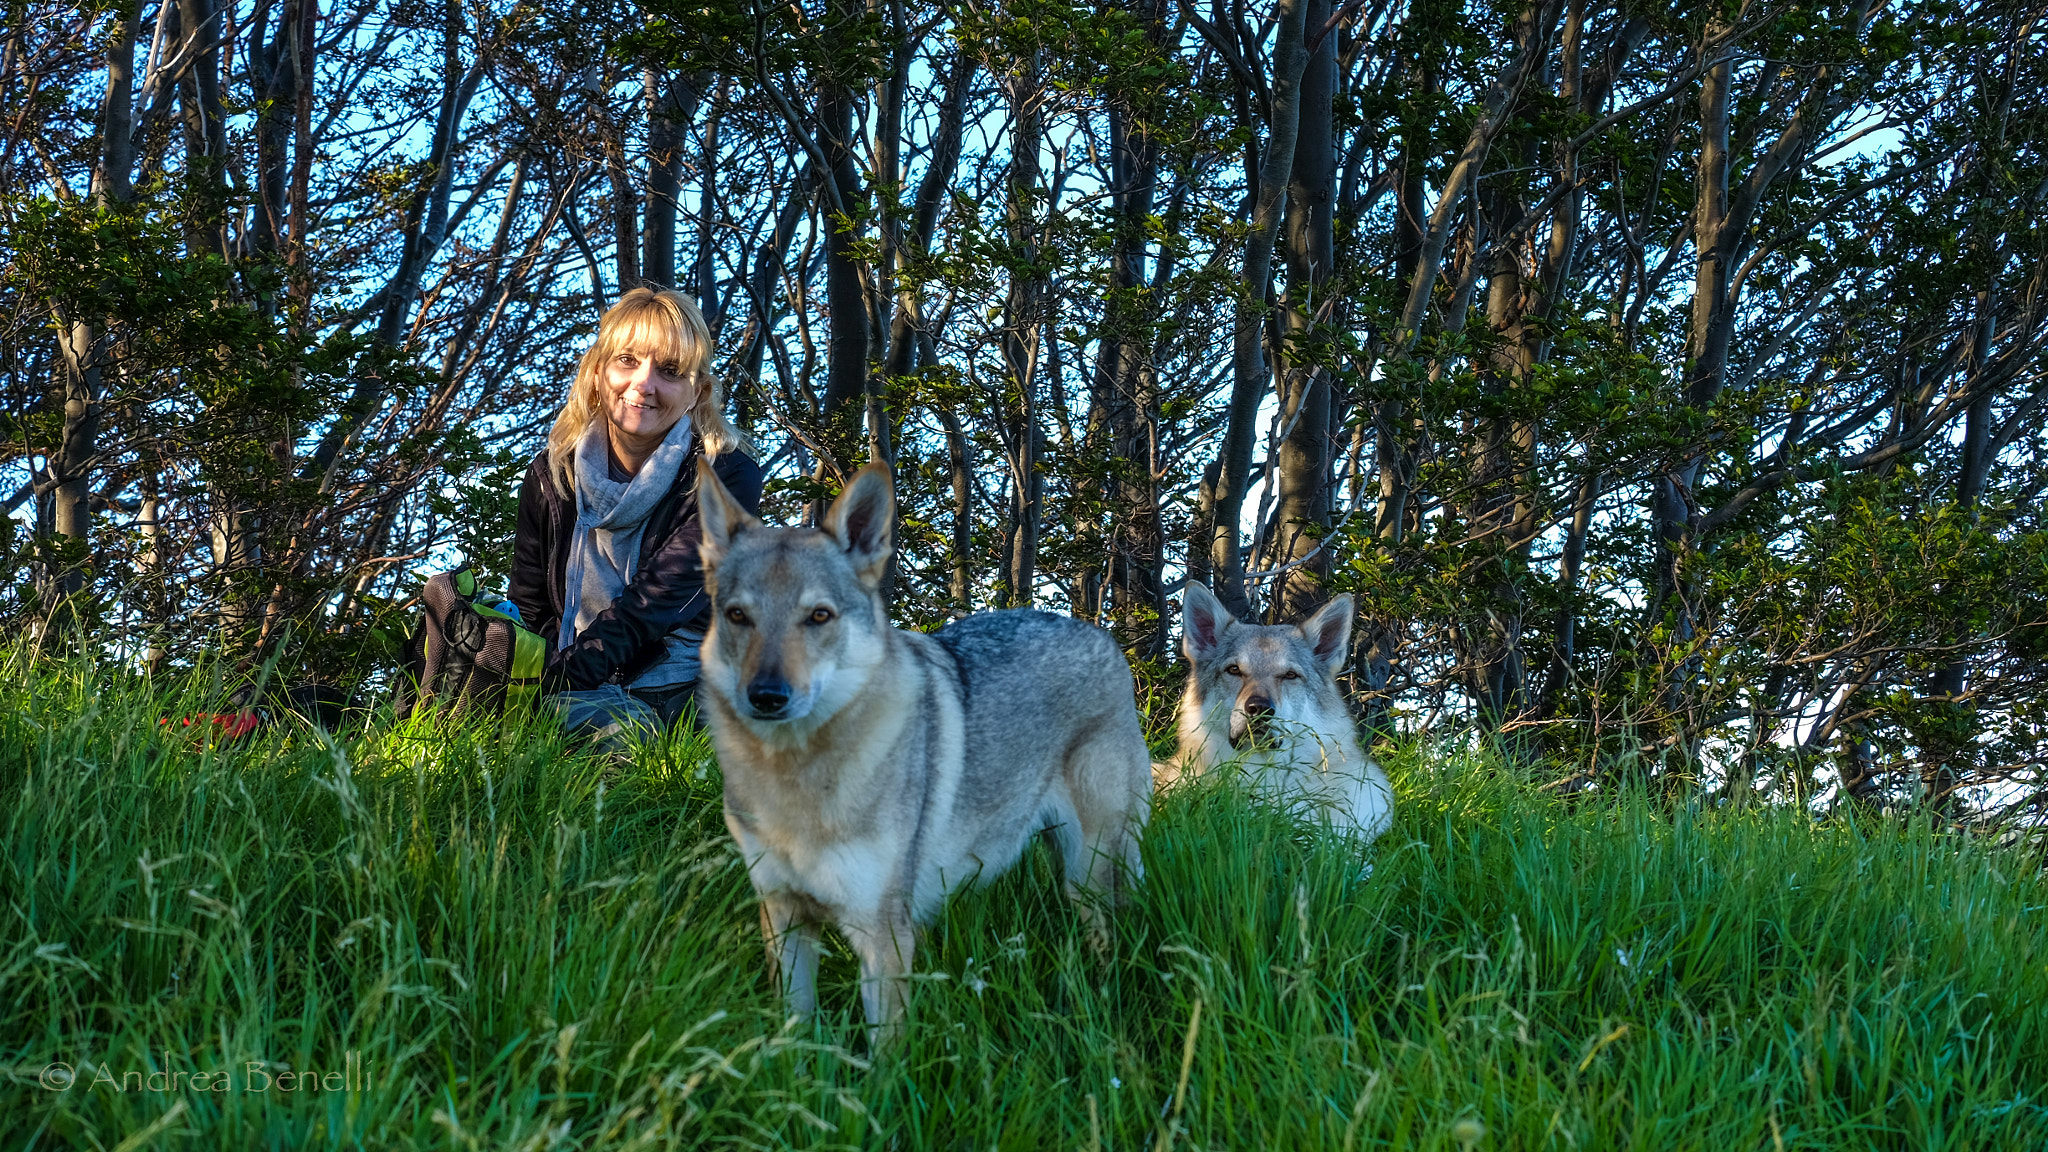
[712,654,922,847]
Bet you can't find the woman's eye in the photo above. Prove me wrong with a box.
[725,606,750,626]
[808,607,835,625]
[658,362,681,378]
[1225,664,1242,677]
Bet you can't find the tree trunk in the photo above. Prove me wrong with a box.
[729,162,812,421]
[178,0,260,642]
[693,79,722,324]
[1463,0,1558,724]
[1394,0,1559,342]
[1926,287,1996,813]
[998,50,1045,607]
[1269,0,1336,624]
[1463,182,1537,724]
[1538,464,1600,718]
[884,49,974,381]
[99,1,136,203]
[1208,0,1310,618]
[867,0,912,400]
[1186,457,1222,596]
[641,69,700,291]
[286,0,317,305]
[250,0,297,263]
[1092,3,1168,653]
[47,1,139,615]
[939,405,974,615]
[175,0,227,171]
[603,80,640,292]
[137,456,167,674]
[1650,19,1736,628]
[815,36,871,470]
[1353,31,1440,738]
[1641,8,1867,756]
[50,323,100,607]
[1655,4,1864,619]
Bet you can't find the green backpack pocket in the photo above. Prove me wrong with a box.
[393,568,547,719]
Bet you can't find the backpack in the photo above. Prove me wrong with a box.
[392,568,547,719]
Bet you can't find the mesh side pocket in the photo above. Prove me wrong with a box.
[396,569,545,720]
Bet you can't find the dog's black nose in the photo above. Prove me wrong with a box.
[746,678,793,716]
[1243,695,1275,737]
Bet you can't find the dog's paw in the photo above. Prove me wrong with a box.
[1078,905,1115,956]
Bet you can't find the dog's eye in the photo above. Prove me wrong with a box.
[725,606,750,626]
[808,607,835,625]
[1224,664,1242,677]
[1281,670,1301,680]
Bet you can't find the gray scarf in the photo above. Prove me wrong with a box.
[559,415,695,654]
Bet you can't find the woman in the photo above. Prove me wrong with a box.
[511,287,763,740]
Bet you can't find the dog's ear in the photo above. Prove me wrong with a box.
[1181,581,1234,662]
[695,457,759,572]
[824,463,895,587]
[1298,594,1356,674]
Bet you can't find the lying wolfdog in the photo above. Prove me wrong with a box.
[694,460,1152,1035]
[1157,582,1393,840]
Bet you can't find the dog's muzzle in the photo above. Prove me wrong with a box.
[1231,694,1276,749]
[746,676,795,719]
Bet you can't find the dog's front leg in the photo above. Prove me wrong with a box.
[842,915,914,1041]
[759,897,821,1017]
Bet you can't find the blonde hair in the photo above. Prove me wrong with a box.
[546,287,753,492]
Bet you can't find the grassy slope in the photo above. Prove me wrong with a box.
[2,657,2044,1150]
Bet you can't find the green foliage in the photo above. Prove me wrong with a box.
[428,443,530,591]
[3,655,2043,1147]
[7,0,2044,833]
[1,175,506,665]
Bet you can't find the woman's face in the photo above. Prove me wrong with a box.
[603,347,698,443]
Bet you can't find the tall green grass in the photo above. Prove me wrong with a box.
[3,652,2043,1149]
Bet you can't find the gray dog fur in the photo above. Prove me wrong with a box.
[693,460,1152,1036]
[1157,581,1393,840]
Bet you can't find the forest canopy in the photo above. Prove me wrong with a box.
[2,0,2044,822]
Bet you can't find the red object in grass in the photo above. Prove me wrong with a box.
[159,711,265,743]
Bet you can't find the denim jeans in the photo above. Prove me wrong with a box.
[549,682,695,747]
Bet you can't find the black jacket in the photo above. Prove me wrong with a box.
[510,439,764,692]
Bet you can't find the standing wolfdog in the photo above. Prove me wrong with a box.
[1157,582,1393,840]
[693,460,1152,1035]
